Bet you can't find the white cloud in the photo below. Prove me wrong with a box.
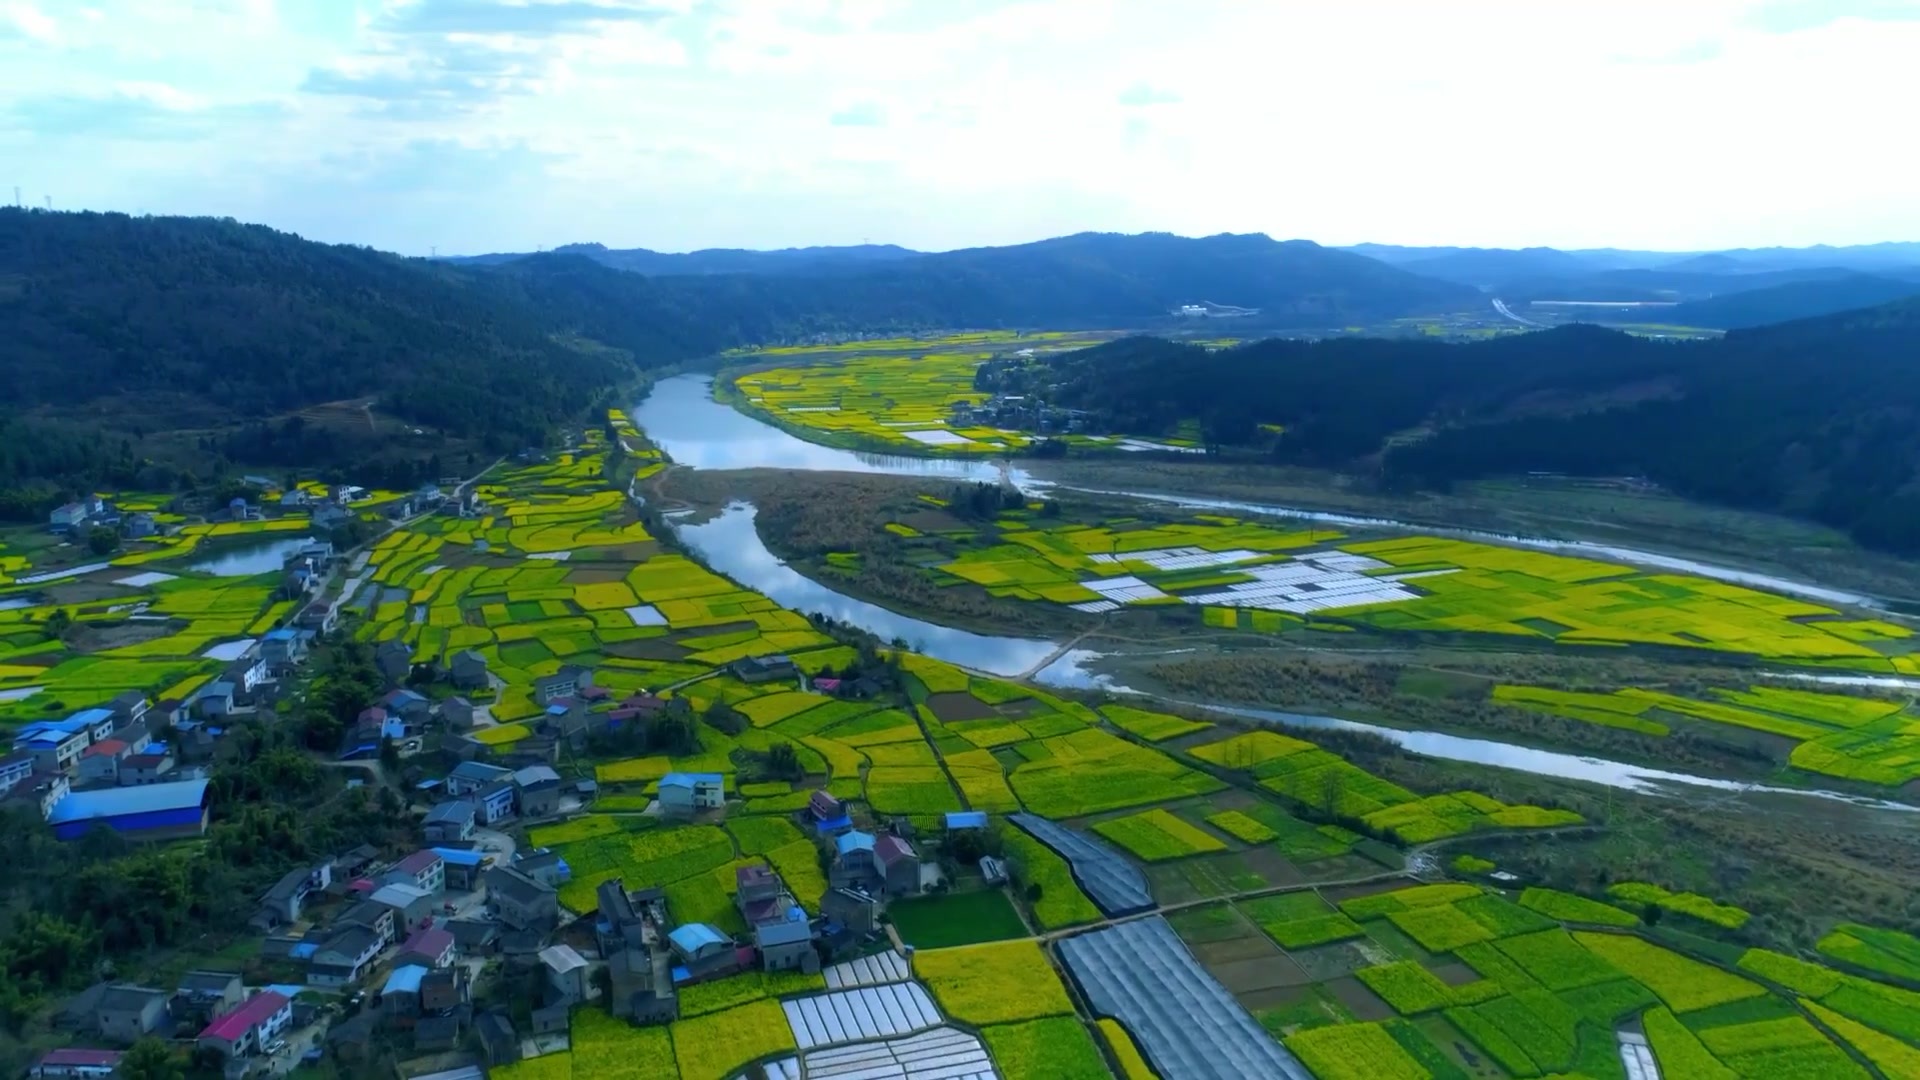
[5,0,1919,254]
[6,1,59,41]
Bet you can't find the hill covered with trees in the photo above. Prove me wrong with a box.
[1034,298,1920,553]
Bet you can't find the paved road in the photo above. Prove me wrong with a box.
[1492,297,1545,327]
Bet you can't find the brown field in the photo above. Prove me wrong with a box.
[927,691,997,722]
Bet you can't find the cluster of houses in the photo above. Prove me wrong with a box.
[948,394,1092,434]
[1,693,216,840]
[47,495,163,541]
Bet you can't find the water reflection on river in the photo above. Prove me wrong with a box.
[636,374,1916,808]
[670,503,1056,677]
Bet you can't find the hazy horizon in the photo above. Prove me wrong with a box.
[7,0,1918,257]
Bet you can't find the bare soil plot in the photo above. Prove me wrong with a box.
[566,566,632,584]
[1211,953,1315,996]
[1324,975,1396,1022]
[1430,960,1483,987]
[603,638,690,660]
[1287,941,1372,982]
[926,691,996,722]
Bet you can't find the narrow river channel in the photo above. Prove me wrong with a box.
[632,374,1918,810]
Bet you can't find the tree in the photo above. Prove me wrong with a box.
[119,1038,187,1080]
[43,608,72,640]
[86,525,119,555]
[380,736,400,771]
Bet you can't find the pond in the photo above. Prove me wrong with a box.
[187,535,315,577]
[669,503,1058,678]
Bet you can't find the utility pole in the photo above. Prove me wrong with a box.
[11,186,19,208]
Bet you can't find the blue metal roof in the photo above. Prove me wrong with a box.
[71,707,114,727]
[668,923,728,954]
[47,779,209,825]
[659,772,723,789]
[835,830,876,856]
[264,629,297,641]
[812,813,852,835]
[52,803,208,841]
[431,847,486,866]
[289,943,319,960]
[382,964,428,996]
[944,811,989,829]
[449,762,510,781]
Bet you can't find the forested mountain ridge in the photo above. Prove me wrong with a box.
[0,212,1478,515]
[450,241,924,275]
[1034,297,1920,553]
[459,230,1483,323]
[1662,274,1920,329]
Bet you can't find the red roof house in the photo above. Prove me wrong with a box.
[198,990,292,1058]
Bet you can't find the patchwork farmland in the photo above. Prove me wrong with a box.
[726,331,1211,456]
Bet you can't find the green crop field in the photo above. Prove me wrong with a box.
[1090,808,1227,861]
[887,890,1030,948]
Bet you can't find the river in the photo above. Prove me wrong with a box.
[632,374,1916,808]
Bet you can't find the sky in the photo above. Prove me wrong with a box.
[4,0,1918,257]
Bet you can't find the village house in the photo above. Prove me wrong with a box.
[29,1049,123,1079]
[444,760,512,797]
[116,751,176,785]
[375,640,414,685]
[386,850,446,894]
[4,771,72,818]
[381,965,429,1020]
[943,810,989,832]
[172,971,243,1024]
[450,649,490,690]
[0,752,35,796]
[259,629,307,674]
[433,847,488,892]
[370,882,439,933]
[397,925,457,970]
[198,990,292,1059]
[48,496,108,535]
[541,945,591,1004]
[421,966,471,1014]
[731,654,798,684]
[192,681,235,719]
[512,848,570,889]
[383,687,431,722]
[807,790,851,835]
[107,691,150,730]
[441,696,479,731]
[820,887,882,937]
[337,899,398,947]
[254,862,333,929]
[94,985,169,1042]
[120,512,158,540]
[829,831,922,896]
[295,600,338,634]
[658,772,725,818]
[607,692,666,725]
[668,923,741,980]
[511,764,563,818]
[14,726,89,775]
[475,780,516,825]
[736,866,817,973]
[486,866,559,931]
[307,925,384,987]
[77,739,132,785]
[423,799,477,844]
[533,664,594,706]
[225,653,269,702]
[874,834,922,895]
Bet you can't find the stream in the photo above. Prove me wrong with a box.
[633,374,1918,809]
